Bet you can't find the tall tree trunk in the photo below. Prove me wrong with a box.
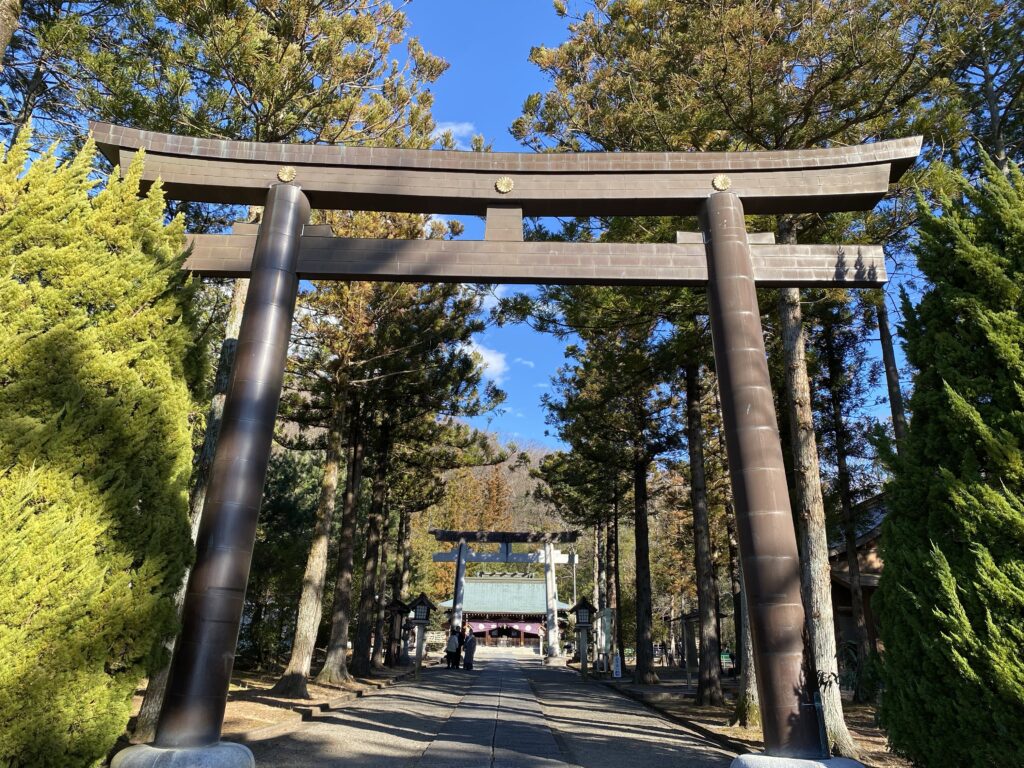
[392,506,408,601]
[270,410,345,697]
[777,257,859,757]
[249,589,267,669]
[351,425,392,677]
[371,512,391,669]
[398,506,413,602]
[632,455,658,684]
[687,362,723,706]
[0,0,22,66]
[316,404,365,685]
[668,595,677,667]
[188,281,251,535]
[388,504,411,665]
[725,501,743,674]
[823,323,875,702]
[980,58,1010,172]
[9,62,44,147]
[731,562,760,728]
[611,500,625,669]
[876,296,907,445]
[133,278,249,742]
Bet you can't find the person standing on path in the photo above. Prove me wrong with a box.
[456,624,466,669]
[446,629,460,668]
[463,626,477,670]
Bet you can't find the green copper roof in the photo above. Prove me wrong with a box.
[439,575,569,614]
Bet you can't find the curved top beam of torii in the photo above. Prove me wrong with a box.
[91,122,921,217]
[430,529,579,544]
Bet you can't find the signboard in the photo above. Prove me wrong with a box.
[425,630,446,646]
[612,653,622,678]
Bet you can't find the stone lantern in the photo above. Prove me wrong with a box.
[385,597,409,667]
[570,596,597,680]
[409,593,436,679]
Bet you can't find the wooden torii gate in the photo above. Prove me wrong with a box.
[431,530,578,663]
[94,120,920,767]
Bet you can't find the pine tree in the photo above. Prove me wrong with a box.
[876,160,1024,767]
[0,0,19,61]
[239,449,323,669]
[0,133,198,766]
[808,291,884,702]
[950,0,1024,170]
[535,286,689,684]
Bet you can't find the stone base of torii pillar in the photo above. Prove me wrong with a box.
[112,743,254,768]
[732,757,865,768]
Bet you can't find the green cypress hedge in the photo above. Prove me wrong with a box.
[0,130,196,767]
[877,159,1024,767]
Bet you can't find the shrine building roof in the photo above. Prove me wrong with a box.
[439,573,570,615]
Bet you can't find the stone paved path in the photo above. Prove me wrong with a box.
[524,662,733,768]
[250,649,733,768]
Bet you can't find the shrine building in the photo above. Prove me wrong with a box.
[439,573,569,648]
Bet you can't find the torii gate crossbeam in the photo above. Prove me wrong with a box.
[97,120,920,767]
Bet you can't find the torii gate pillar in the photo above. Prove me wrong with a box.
[702,192,823,757]
[113,184,309,768]
[451,540,468,629]
[542,541,562,664]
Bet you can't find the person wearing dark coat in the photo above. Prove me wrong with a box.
[455,624,466,668]
[463,626,478,670]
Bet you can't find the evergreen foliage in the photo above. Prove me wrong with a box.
[239,449,323,669]
[2,1,448,148]
[877,160,1024,767]
[0,132,196,766]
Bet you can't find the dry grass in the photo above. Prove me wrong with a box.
[129,666,415,742]
[634,696,910,768]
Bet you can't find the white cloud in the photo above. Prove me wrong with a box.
[534,382,550,389]
[433,121,476,150]
[514,357,535,368]
[463,339,509,384]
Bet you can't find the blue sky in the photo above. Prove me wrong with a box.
[404,1,574,449]
[401,1,909,450]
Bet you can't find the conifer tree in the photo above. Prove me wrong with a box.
[877,160,1024,767]
[950,0,1024,170]
[240,449,324,669]
[537,287,688,684]
[0,134,198,766]
[808,291,884,701]
[348,283,499,677]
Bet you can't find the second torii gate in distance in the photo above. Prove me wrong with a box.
[431,529,578,663]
